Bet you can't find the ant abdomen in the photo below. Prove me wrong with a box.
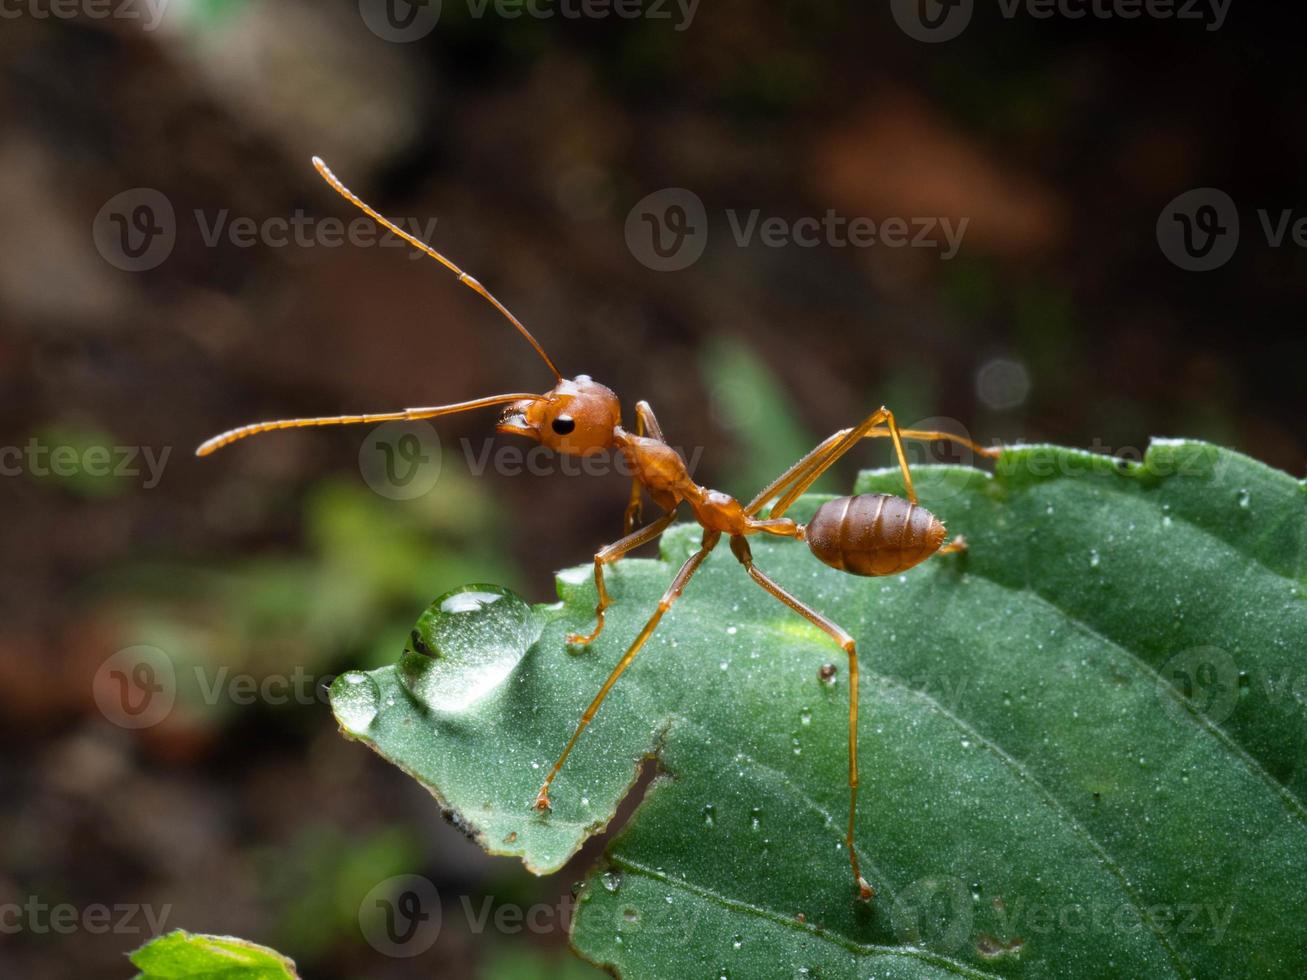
[806,494,947,577]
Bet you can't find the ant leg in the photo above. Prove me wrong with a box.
[745,417,1001,520]
[623,483,644,536]
[744,430,846,517]
[937,535,968,555]
[636,400,667,441]
[568,509,679,648]
[729,536,874,901]
[866,426,1001,460]
[768,407,914,517]
[536,530,722,811]
[623,402,666,534]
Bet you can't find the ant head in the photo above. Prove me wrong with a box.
[497,376,621,456]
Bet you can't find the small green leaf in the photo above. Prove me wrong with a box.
[129,930,299,979]
[332,440,1307,978]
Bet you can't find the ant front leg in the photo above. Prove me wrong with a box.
[538,530,721,811]
[729,535,875,902]
[623,401,666,534]
[568,509,678,648]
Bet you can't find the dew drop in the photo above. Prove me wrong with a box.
[731,935,744,950]
[398,585,539,713]
[1236,488,1251,510]
[330,671,380,733]
[800,708,812,726]
[750,807,762,831]
[702,804,716,829]
[602,871,623,893]
[1088,549,1101,569]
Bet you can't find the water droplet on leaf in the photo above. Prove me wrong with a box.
[398,585,539,713]
[331,671,380,733]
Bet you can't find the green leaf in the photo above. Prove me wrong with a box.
[331,440,1307,978]
[129,930,299,979]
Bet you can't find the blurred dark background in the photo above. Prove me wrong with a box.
[1,0,1304,976]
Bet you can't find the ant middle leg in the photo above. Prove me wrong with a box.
[729,535,875,901]
[537,530,721,811]
[568,508,679,648]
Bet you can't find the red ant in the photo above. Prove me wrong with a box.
[198,158,1001,901]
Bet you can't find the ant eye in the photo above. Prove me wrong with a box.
[551,416,576,435]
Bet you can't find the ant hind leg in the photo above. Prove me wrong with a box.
[729,535,875,902]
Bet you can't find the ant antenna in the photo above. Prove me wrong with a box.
[195,391,539,457]
[312,157,563,382]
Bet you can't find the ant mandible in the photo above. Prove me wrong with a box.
[197,158,1002,902]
